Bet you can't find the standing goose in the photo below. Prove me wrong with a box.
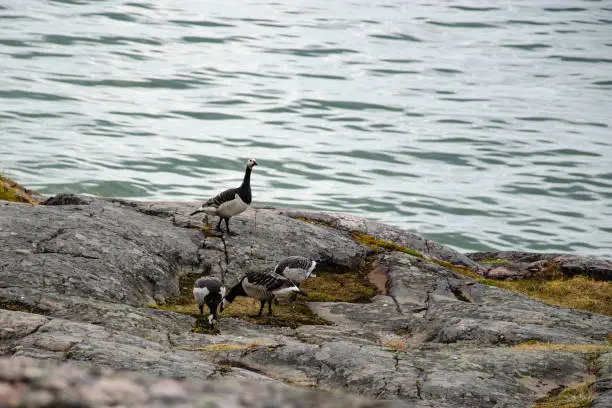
[193,276,226,329]
[274,256,317,287]
[220,271,307,317]
[274,256,318,303]
[190,158,257,234]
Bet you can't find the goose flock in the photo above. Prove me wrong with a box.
[190,159,319,328]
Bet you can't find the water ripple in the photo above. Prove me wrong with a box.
[0,0,610,258]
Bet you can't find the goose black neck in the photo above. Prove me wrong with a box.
[240,165,252,189]
[225,281,246,303]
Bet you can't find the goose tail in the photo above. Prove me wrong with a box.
[190,206,217,217]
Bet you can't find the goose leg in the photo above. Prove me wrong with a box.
[208,305,217,329]
[199,303,204,315]
[215,217,223,231]
[225,218,237,235]
[268,299,273,316]
[258,300,266,316]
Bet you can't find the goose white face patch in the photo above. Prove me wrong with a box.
[306,261,317,278]
[208,314,215,325]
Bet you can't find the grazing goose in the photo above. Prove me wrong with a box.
[193,276,226,329]
[190,158,257,234]
[274,256,317,287]
[220,271,307,316]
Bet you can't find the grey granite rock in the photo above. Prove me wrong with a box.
[376,251,610,345]
[279,208,484,271]
[467,250,612,281]
[0,356,406,408]
[593,352,612,408]
[1,196,611,407]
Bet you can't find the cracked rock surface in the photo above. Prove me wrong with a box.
[1,195,611,407]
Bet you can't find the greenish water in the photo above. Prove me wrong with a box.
[1,1,611,257]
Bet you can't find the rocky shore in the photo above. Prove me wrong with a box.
[1,194,611,407]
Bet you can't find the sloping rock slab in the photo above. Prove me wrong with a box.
[378,251,611,345]
[0,199,202,309]
[2,195,612,408]
[593,352,612,408]
[279,208,483,270]
[0,356,407,408]
[0,309,220,380]
[112,200,371,285]
[467,251,612,281]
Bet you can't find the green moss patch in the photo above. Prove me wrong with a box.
[0,299,47,315]
[200,222,222,238]
[351,231,483,280]
[513,341,612,353]
[147,274,212,332]
[192,319,221,335]
[176,343,266,352]
[350,232,612,317]
[147,263,382,329]
[221,266,379,328]
[479,258,512,265]
[294,217,334,228]
[220,297,330,329]
[534,379,594,408]
[352,231,424,258]
[479,275,612,316]
[147,273,334,329]
[301,270,378,303]
[0,175,38,204]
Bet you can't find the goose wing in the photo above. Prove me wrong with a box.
[246,271,295,291]
[194,276,223,292]
[274,256,313,274]
[204,187,240,208]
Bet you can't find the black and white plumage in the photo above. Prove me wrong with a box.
[274,256,317,287]
[190,158,257,234]
[220,271,307,316]
[193,276,226,328]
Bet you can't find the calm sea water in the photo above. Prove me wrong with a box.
[1,1,611,257]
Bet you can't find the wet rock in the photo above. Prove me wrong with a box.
[42,193,91,206]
